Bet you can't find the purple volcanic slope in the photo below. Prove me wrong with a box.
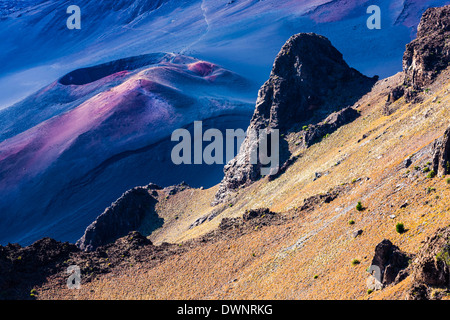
[0,53,255,245]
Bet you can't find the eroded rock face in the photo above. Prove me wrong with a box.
[403,5,450,89]
[213,33,376,204]
[408,227,450,300]
[431,126,450,177]
[76,184,163,251]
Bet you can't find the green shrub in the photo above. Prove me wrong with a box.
[427,170,436,179]
[423,166,430,173]
[427,187,436,193]
[302,125,309,131]
[356,201,363,211]
[396,223,406,234]
[348,220,355,225]
[446,178,450,184]
[313,275,319,279]
[351,259,360,265]
[367,289,373,295]
[436,246,450,266]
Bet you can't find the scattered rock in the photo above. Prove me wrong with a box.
[384,85,405,115]
[368,239,411,289]
[403,157,412,168]
[431,126,450,176]
[243,208,275,221]
[352,230,363,238]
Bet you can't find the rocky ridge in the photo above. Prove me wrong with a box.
[213,33,377,204]
[76,184,163,252]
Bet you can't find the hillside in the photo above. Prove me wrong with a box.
[2,4,450,301]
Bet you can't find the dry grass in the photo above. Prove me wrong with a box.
[36,69,450,300]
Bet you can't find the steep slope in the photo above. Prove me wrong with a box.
[13,4,450,300]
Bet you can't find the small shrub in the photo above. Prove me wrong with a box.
[427,170,436,178]
[302,125,309,131]
[313,275,319,279]
[351,259,360,265]
[367,289,373,295]
[446,178,450,184]
[436,246,450,266]
[356,201,363,211]
[348,220,355,225]
[396,222,405,234]
[423,166,430,173]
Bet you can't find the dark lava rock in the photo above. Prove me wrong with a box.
[243,208,275,221]
[213,33,376,204]
[76,185,163,252]
[352,230,363,238]
[407,227,450,299]
[302,106,359,148]
[431,126,450,177]
[403,5,450,89]
[164,181,190,196]
[370,239,411,287]
[383,86,405,115]
[0,238,78,299]
[298,186,344,212]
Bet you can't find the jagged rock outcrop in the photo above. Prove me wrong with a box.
[403,5,450,90]
[213,33,376,204]
[408,226,450,300]
[431,126,450,177]
[384,5,450,111]
[163,181,190,196]
[301,106,359,148]
[76,184,163,251]
[368,239,411,290]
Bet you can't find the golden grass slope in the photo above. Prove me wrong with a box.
[37,68,450,300]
